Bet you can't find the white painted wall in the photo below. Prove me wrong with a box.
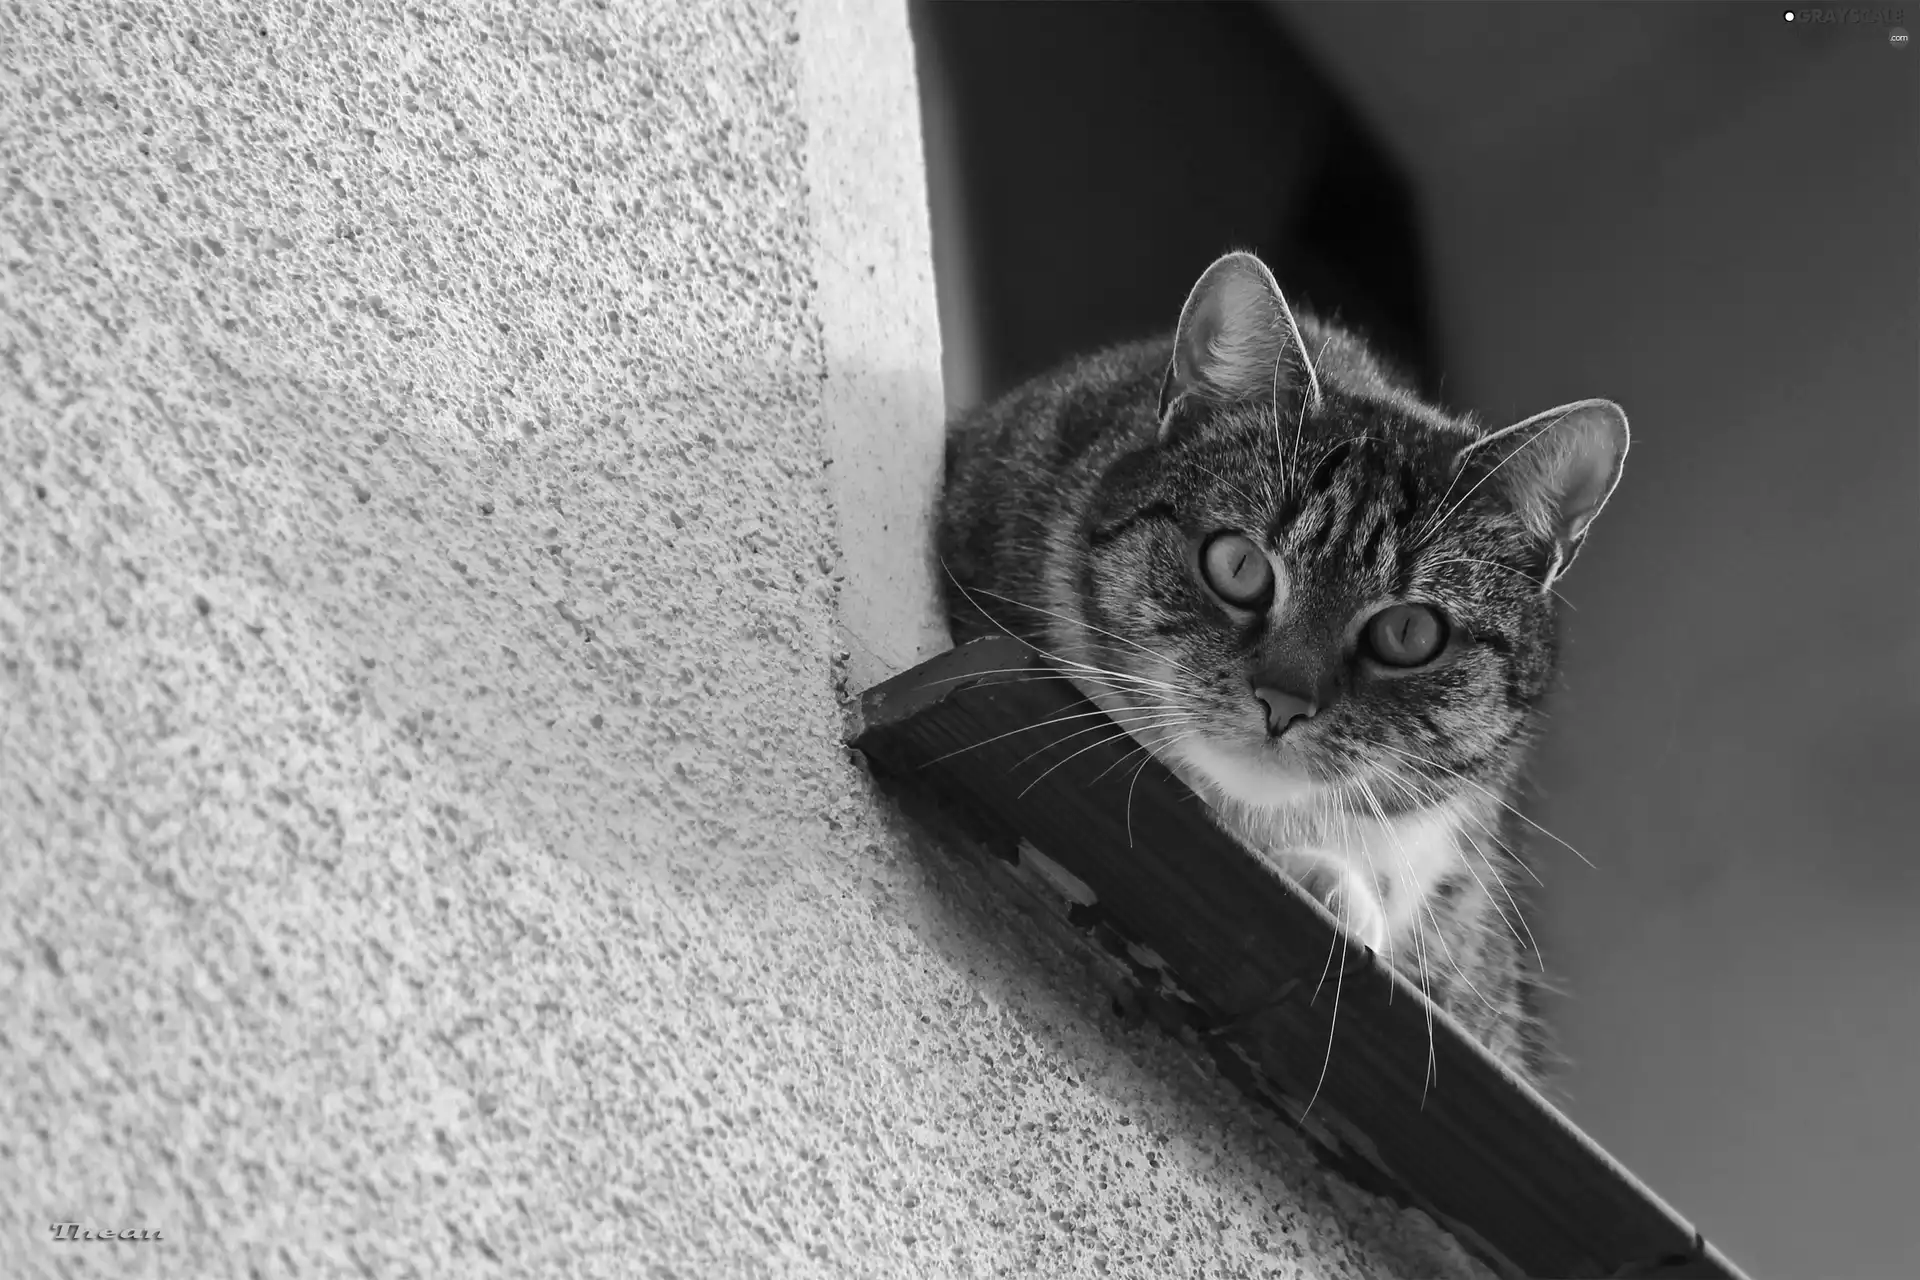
[0,1,1488,1276]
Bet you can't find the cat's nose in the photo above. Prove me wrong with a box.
[1254,686,1318,737]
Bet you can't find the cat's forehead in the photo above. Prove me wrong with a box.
[1310,393,1456,450]
[1181,390,1469,492]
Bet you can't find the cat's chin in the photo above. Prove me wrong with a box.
[1172,737,1322,811]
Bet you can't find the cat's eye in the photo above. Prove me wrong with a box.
[1200,532,1273,608]
[1364,603,1447,667]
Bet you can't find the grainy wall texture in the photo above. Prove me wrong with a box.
[0,2,1485,1276]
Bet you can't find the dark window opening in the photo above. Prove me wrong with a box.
[911,0,1437,408]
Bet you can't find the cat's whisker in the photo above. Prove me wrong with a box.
[1462,825,1545,967]
[1014,713,1197,800]
[1297,795,1359,1120]
[1458,840,1531,955]
[1418,447,1478,550]
[1274,283,1323,410]
[1367,771,1512,1013]
[1121,729,1202,848]
[1301,877,1352,1124]
[1084,725,1162,782]
[1369,767,1540,970]
[1345,807,1393,971]
[1420,556,1577,611]
[1367,774,1513,1076]
[1273,370,1287,487]
[938,561,1189,691]
[1124,750,1154,850]
[1013,728,1143,794]
[1458,807,1547,890]
[917,702,1144,759]
[1049,648,1190,696]
[1329,789,1390,979]
[1384,771,1531,950]
[1010,707,1192,773]
[1188,462,1262,514]
[1286,334,1334,487]
[919,704,1172,769]
[943,673,1183,711]
[1310,435,1391,476]
[1372,741,1592,871]
[1091,737,1156,798]
[954,581,1202,680]
[1416,405,1579,546]
[1310,796,1357,1009]
[1078,714,1201,785]
[1004,711,1188,775]
[1417,890,1501,1017]
[913,664,1183,697]
[1358,776,1440,1101]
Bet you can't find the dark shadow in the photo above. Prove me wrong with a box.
[911,0,1437,405]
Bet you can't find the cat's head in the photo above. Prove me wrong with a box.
[1076,251,1628,818]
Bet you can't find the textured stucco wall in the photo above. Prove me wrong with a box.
[1,2,1485,1277]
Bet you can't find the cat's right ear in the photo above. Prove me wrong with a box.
[1157,251,1319,439]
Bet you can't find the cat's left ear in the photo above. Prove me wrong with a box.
[1460,399,1630,586]
[1157,251,1319,439]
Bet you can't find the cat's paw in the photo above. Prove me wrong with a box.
[1294,863,1388,953]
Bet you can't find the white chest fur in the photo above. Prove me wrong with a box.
[1060,646,1476,962]
[1069,691,1470,959]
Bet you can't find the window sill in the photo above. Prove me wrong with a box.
[851,636,1746,1280]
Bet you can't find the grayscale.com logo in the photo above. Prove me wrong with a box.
[1782,6,1907,21]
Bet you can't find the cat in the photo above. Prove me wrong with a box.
[935,250,1628,1081]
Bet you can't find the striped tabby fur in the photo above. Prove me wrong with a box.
[936,251,1628,1081]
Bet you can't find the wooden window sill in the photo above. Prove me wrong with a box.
[851,636,1747,1280]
